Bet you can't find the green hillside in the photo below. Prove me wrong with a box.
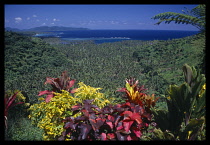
[4,31,205,140]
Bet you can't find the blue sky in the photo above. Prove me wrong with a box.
[5,4,199,30]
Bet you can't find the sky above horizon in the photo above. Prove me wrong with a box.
[5,4,199,31]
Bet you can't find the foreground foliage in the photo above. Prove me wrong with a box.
[60,78,159,141]
[28,72,111,140]
[61,100,154,141]
[152,64,206,140]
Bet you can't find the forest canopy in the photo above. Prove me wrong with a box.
[4,25,205,141]
[5,30,205,104]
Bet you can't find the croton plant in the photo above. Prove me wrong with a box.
[117,78,159,113]
[38,71,77,103]
[4,91,25,129]
[60,99,154,141]
[59,78,159,141]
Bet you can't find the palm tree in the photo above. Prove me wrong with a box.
[151,4,206,32]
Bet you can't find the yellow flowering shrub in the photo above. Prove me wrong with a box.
[28,90,78,140]
[74,82,114,108]
[28,82,113,140]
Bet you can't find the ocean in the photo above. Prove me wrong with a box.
[34,30,199,44]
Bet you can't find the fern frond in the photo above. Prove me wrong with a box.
[151,4,205,32]
[191,4,205,18]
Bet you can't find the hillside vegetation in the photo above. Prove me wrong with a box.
[4,30,205,140]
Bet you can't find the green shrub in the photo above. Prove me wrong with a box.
[5,117,44,141]
[152,64,206,140]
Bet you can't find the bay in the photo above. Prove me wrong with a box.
[33,30,199,44]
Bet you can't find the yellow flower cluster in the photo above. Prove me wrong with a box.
[28,90,78,140]
[28,82,113,140]
[74,82,113,108]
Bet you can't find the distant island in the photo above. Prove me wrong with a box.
[5,26,89,32]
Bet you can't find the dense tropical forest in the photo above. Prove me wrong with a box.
[5,4,205,141]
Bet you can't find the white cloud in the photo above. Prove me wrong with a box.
[27,17,30,20]
[51,22,55,25]
[15,17,22,23]
[5,19,9,23]
[42,23,46,25]
[110,20,119,25]
[53,18,60,22]
[33,15,37,17]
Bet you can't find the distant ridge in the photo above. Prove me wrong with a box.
[5,27,22,32]
[5,26,89,32]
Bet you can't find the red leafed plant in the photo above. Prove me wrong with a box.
[59,99,154,141]
[4,91,24,129]
[38,71,77,103]
[117,78,159,113]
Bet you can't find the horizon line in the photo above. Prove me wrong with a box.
[5,26,199,32]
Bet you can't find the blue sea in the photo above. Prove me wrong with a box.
[34,30,199,44]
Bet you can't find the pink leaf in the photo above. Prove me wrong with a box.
[107,133,115,140]
[72,104,82,111]
[127,135,132,141]
[131,113,142,124]
[116,121,124,131]
[123,121,134,132]
[89,118,97,131]
[38,90,52,96]
[121,102,131,108]
[44,77,61,90]
[68,80,75,88]
[38,90,54,103]
[70,88,78,94]
[101,133,107,140]
[121,111,133,117]
[45,93,54,103]
[44,77,54,85]
[108,115,115,122]
[6,91,19,108]
[132,127,142,138]
[106,121,113,129]
[5,92,23,117]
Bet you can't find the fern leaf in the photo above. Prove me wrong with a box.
[151,4,205,32]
